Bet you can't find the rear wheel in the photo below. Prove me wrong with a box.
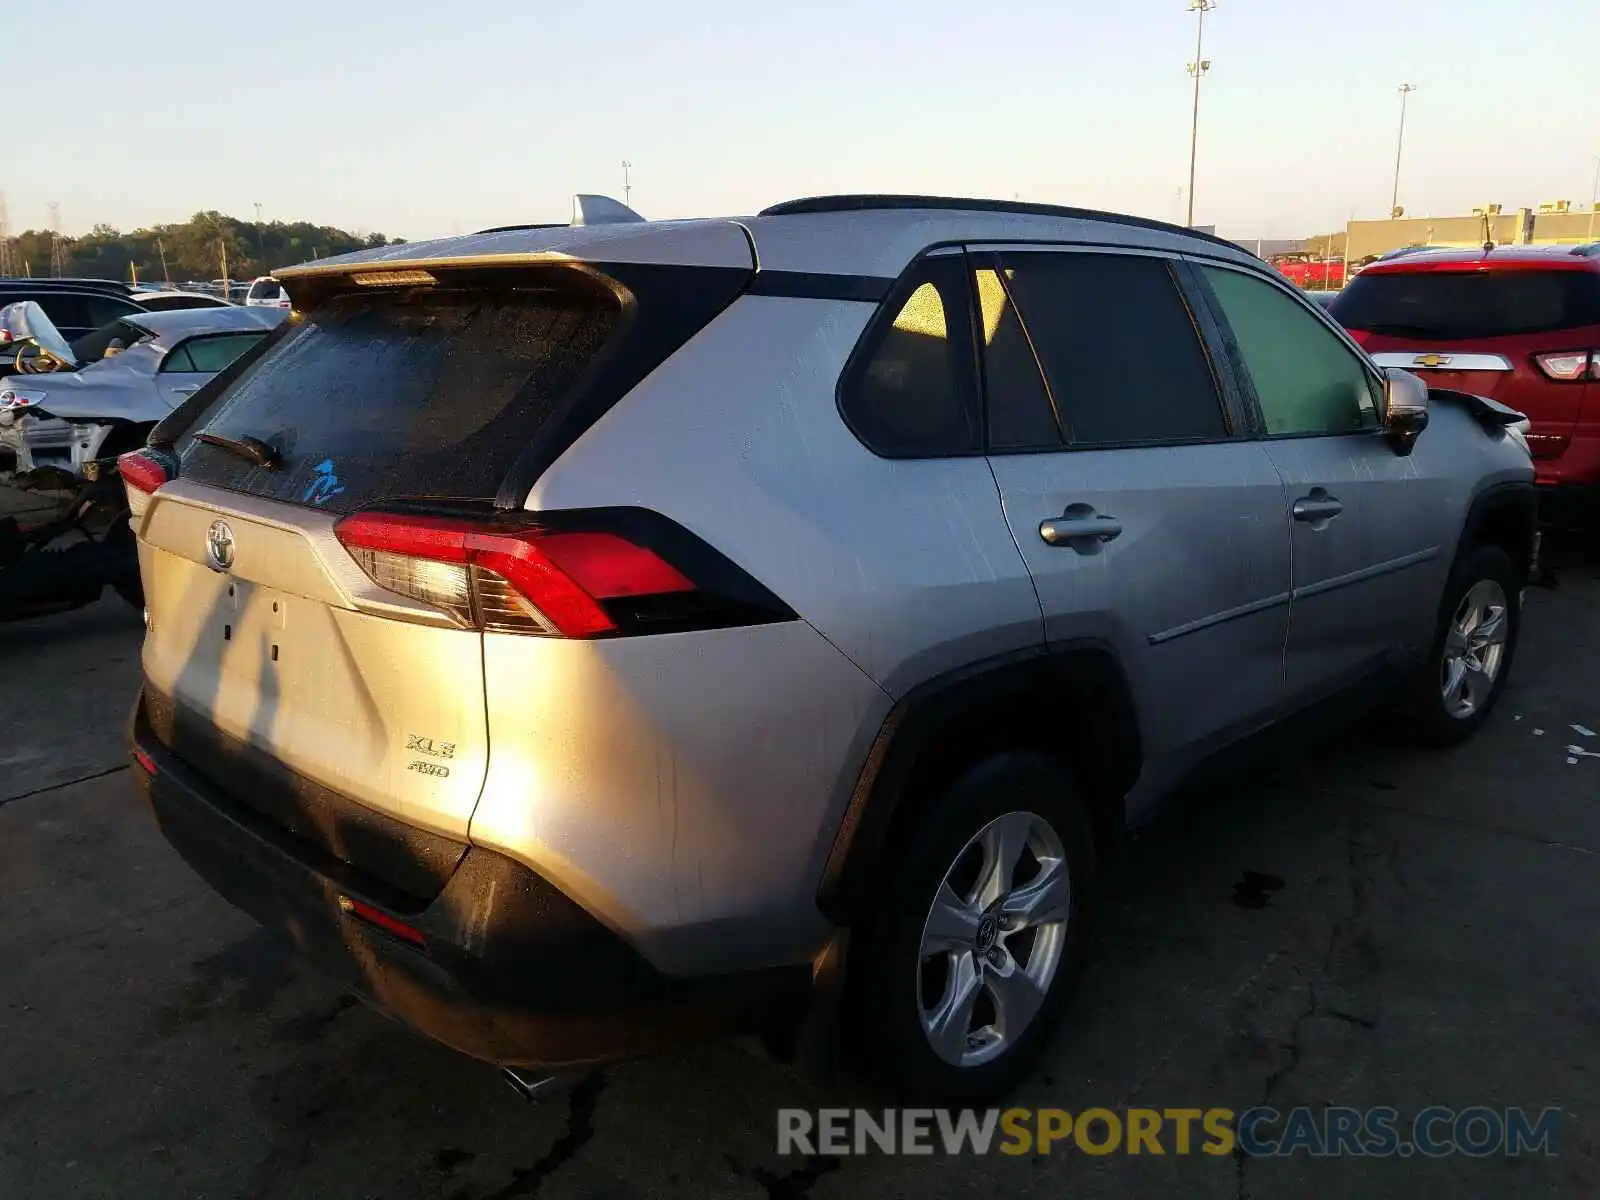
[1394,544,1519,746]
[851,753,1096,1103]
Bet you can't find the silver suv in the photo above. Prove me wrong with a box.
[123,195,1536,1103]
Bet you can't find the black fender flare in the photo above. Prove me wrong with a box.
[815,642,1141,925]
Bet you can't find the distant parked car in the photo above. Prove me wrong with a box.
[0,279,145,342]
[244,276,289,308]
[0,302,286,475]
[1331,244,1600,527]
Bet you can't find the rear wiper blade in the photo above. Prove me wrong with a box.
[194,432,281,469]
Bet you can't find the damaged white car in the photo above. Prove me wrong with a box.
[0,301,286,476]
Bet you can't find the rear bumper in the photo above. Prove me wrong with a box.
[129,690,812,1070]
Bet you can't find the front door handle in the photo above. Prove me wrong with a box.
[170,386,199,397]
[1291,489,1344,524]
[1039,503,1123,549]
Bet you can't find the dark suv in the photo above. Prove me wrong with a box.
[1331,245,1600,526]
[0,279,146,342]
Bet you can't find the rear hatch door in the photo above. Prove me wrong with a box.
[137,237,754,867]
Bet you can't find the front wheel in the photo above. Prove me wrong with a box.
[850,754,1096,1103]
[1394,544,1519,746]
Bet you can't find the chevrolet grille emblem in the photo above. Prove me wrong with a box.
[1413,353,1451,368]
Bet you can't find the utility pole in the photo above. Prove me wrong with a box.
[1391,84,1417,218]
[157,236,170,284]
[622,160,633,208]
[254,201,267,272]
[47,201,65,277]
[1185,0,1216,229]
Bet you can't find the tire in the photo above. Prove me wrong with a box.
[850,753,1097,1104]
[1394,544,1519,747]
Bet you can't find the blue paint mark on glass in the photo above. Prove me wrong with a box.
[302,459,346,506]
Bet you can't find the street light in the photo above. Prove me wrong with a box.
[622,160,633,208]
[1391,84,1417,218]
[1588,154,1599,244]
[1185,1,1216,230]
[253,201,266,272]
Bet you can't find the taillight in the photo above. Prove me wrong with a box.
[1533,351,1595,381]
[334,511,716,639]
[117,450,170,495]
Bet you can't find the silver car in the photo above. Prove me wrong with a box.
[0,304,285,474]
[123,195,1536,1103]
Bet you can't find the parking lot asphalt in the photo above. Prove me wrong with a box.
[3,552,1598,1199]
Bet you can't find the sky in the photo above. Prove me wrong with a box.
[33,0,1600,242]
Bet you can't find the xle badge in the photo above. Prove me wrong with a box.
[406,735,456,759]
[406,734,455,779]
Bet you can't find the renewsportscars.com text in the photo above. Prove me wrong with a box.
[777,1106,1562,1158]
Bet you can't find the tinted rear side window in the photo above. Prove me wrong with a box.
[181,284,621,512]
[1333,269,1600,339]
[839,256,981,457]
[997,252,1227,448]
[168,332,264,374]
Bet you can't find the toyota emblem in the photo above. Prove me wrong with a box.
[206,519,236,571]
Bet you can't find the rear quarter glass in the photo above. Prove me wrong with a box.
[175,263,749,513]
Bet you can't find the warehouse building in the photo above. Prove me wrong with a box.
[1347,201,1600,265]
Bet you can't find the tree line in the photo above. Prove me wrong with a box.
[5,211,407,283]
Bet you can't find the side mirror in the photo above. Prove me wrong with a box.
[1381,367,1430,455]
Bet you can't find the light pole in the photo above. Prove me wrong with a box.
[622,160,633,208]
[1185,0,1215,229]
[253,201,266,272]
[1391,84,1417,218]
[1588,154,1599,244]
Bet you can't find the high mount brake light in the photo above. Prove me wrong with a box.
[117,450,170,496]
[333,512,696,638]
[1533,351,1594,382]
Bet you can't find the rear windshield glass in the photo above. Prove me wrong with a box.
[1332,269,1600,339]
[178,285,620,512]
[247,279,281,299]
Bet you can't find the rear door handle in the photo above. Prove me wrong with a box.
[171,386,199,397]
[1039,504,1123,549]
[1291,489,1343,524]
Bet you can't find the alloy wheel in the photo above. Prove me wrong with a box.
[916,810,1071,1068]
[1441,578,1508,719]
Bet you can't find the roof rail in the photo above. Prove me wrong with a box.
[474,223,567,235]
[0,276,133,294]
[758,194,1243,252]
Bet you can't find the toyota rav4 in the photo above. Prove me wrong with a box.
[123,195,1537,1103]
